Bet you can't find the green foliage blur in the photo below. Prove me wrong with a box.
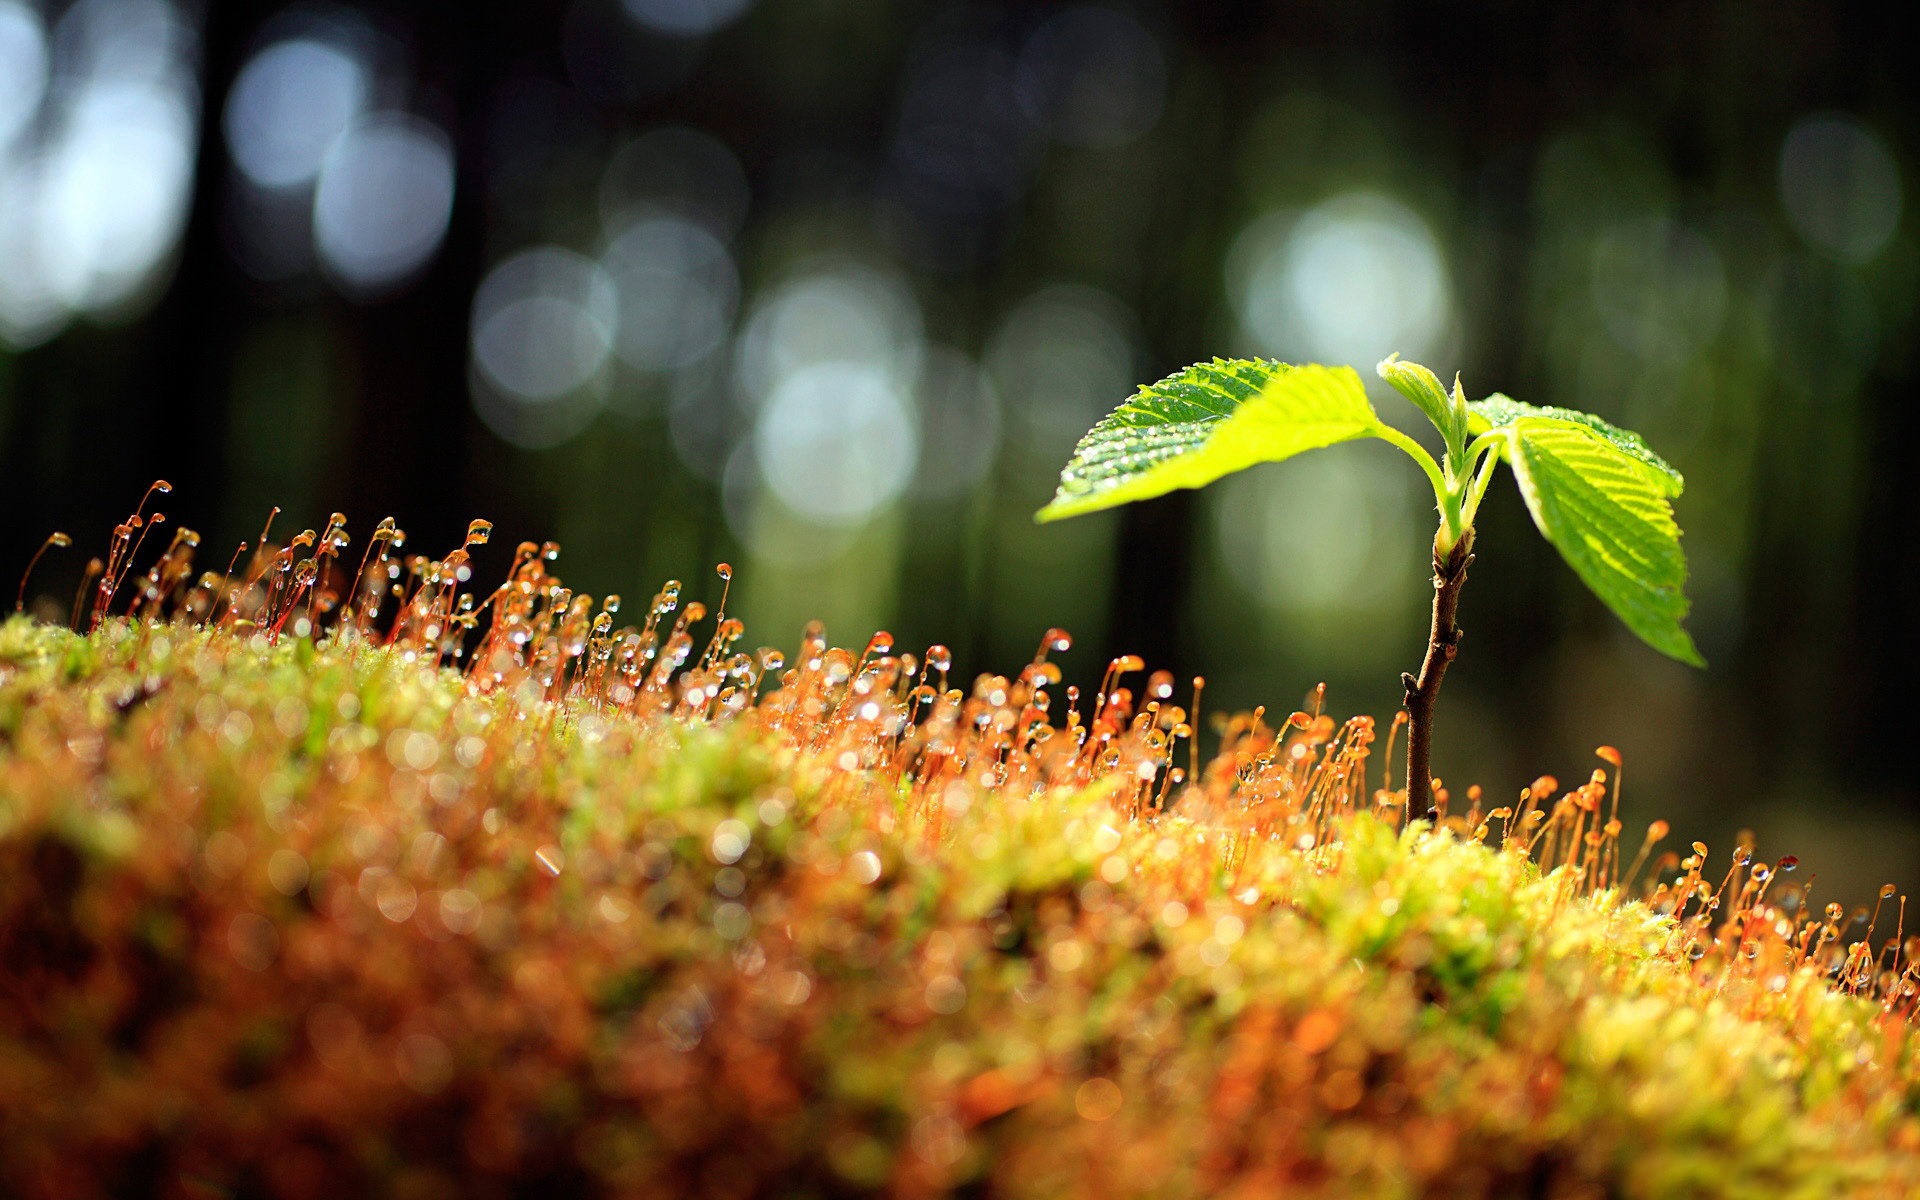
[0,0,1915,900]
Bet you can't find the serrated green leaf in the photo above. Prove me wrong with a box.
[1036,360,1381,522]
[1469,395,1682,495]
[1377,355,1460,446]
[1504,417,1703,666]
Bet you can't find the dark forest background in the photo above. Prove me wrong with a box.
[2,0,1916,901]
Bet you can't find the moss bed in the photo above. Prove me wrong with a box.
[3,611,1919,1199]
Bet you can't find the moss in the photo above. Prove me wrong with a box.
[0,615,1916,1199]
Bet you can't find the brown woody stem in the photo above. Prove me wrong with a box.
[1402,529,1473,822]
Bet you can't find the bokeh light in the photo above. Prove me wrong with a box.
[754,361,919,525]
[986,283,1137,459]
[720,262,928,559]
[619,0,755,39]
[36,80,196,314]
[1778,113,1903,263]
[1230,192,1452,369]
[225,36,369,190]
[598,125,750,241]
[600,213,738,373]
[0,0,48,150]
[0,0,196,347]
[312,113,455,294]
[470,247,617,447]
[733,264,924,402]
[58,0,188,84]
[1211,451,1421,643]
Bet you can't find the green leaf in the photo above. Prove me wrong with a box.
[1469,395,1683,496]
[1503,417,1703,666]
[1035,360,1381,522]
[1377,355,1460,447]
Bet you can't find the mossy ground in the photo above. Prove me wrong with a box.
[3,615,1918,1199]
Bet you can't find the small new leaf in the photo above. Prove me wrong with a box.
[1378,354,1462,451]
[1504,417,1704,666]
[1470,395,1682,496]
[1036,360,1380,522]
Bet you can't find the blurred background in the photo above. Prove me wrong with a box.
[0,0,1914,899]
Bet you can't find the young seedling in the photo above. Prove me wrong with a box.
[1036,356,1701,817]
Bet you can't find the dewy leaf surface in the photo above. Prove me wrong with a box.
[1470,395,1683,496]
[1505,417,1703,666]
[1037,360,1380,521]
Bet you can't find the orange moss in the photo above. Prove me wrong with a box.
[2,491,1918,1198]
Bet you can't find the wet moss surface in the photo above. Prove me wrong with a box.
[3,617,1918,1199]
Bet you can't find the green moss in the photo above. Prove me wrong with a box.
[0,615,1915,1199]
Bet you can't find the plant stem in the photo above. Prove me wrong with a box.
[1460,447,1502,527]
[1372,424,1450,526]
[1402,528,1474,821]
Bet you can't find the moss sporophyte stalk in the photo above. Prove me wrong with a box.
[4,486,1914,1200]
[1038,356,1701,817]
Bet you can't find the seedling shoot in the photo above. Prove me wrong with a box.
[1038,356,1701,815]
